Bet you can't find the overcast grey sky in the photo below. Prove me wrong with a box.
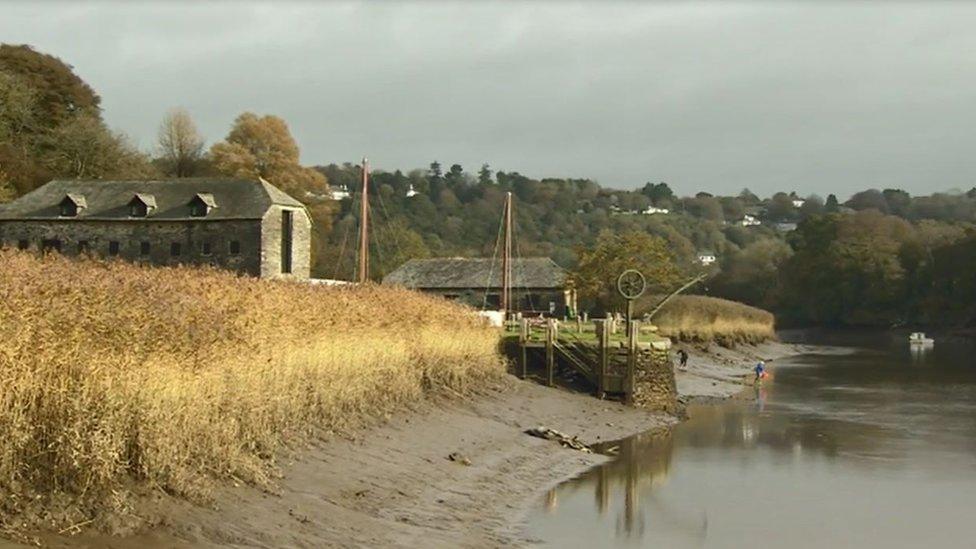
[1,1,974,197]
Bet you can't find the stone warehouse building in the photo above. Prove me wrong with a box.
[383,257,576,316]
[0,178,311,279]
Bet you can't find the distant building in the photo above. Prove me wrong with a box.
[791,199,805,208]
[0,178,311,279]
[697,251,718,266]
[774,222,798,232]
[739,214,761,226]
[383,257,575,316]
[405,183,419,198]
[641,206,670,215]
[330,185,351,201]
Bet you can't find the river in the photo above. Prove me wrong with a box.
[525,331,976,548]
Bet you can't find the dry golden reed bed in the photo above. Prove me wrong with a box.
[639,294,776,346]
[0,250,504,530]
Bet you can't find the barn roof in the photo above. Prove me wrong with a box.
[383,257,567,290]
[0,178,304,221]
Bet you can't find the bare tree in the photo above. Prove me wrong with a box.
[156,108,204,177]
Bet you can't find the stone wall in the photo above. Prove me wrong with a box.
[631,339,678,414]
[259,205,312,279]
[0,219,264,276]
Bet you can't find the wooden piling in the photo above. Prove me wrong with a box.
[595,319,608,399]
[625,320,639,405]
[519,318,529,379]
[545,318,555,387]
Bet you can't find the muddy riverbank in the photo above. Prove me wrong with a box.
[19,341,807,549]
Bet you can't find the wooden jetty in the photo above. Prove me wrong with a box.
[513,316,667,403]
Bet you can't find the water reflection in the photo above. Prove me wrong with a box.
[528,333,976,548]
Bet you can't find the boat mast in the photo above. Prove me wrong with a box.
[501,191,512,315]
[358,157,370,283]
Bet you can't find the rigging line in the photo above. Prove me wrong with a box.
[333,214,353,281]
[483,200,507,310]
[367,202,390,279]
[352,192,366,281]
[511,218,538,313]
[373,185,406,257]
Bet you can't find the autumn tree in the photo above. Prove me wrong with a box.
[156,108,205,177]
[0,44,100,127]
[0,44,155,194]
[210,112,334,275]
[209,112,327,197]
[570,231,681,311]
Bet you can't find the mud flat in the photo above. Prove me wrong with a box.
[22,341,818,549]
[673,340,822,403]
[26,377,672,549]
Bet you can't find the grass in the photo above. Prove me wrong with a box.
[0,250,504,532]
[636,294,776,346]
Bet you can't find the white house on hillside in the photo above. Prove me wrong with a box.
[330,185,351,201]
[791,198,805,208]
[697,251,717,266]
[641,206,670,215]
[739,214,761,226]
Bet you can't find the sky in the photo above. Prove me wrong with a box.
[1,1,975,198]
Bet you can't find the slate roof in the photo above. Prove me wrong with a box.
[383,257,567,290]
[0,178,304,221]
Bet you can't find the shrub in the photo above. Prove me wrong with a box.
[0,250,504,529]
[637,294,775,346]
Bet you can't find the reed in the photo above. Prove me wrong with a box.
[638,294,776,346]
[0,250,504,529]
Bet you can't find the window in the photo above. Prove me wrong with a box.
[229,240,241,255]
[108,241,120,256]
[201,241,212,256]
[60,202,78,217]
[189,193,216,217]
[59,194,86,217]
[280,210,293,274]
[170,243,182,257]
[78,241,90,254]
[41,239,62,253]
[129,194,156,218]
[140,242,151,256]
[17,240,29,250]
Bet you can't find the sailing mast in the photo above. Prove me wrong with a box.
[501,191,513,316]
[358,157,370,283]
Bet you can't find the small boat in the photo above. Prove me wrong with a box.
[908,332,934,346]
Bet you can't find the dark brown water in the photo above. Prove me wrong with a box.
[526,332,976,548]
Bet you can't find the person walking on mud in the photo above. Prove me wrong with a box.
[677,349,689,370]
[754,360,766,383]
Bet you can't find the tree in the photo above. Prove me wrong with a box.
[640,182,674,205]
[478,163,493,185]
[570,231,681,311]
[0,173,16,203]
[738,188,760,205]
[156,108,204,177]
[825,194,840,213]
[0,44,100,127]
[882,188,912,218]
[846,189,888,213]
[42,113,156,179]
[209,112,327,197]
[0,46,151,195]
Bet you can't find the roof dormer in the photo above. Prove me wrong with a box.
[189,193,218,217]
[129,193,157,218]
[59,193,87,217]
